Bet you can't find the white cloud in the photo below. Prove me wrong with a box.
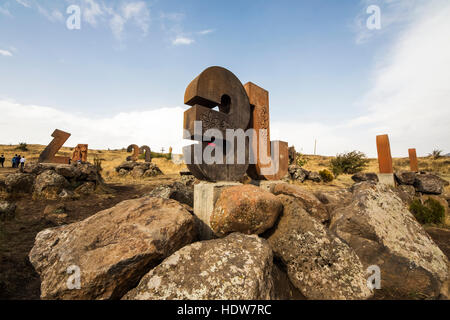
[0,49,13,57]
[83,0,104,27]
[198,29,214,35]
[15,0,30,8]
[278,0,450,157]
[0,99,188,153]
[172,36,194,46]
[0,6,12,17]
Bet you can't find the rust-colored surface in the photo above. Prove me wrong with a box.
[183,66,251,181]
[288,146,297,165]
[38,129,71,164]
[408,148,419,172]
[376,135,393,174]
[263,141,289,181]
[244,82,288,181]
[140,145,152,163]
[72,144,88,162]
[126,144,139,162]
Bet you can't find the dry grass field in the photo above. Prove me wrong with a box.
[1,144,449,189]
[0,144,449,300]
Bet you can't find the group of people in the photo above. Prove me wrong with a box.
[0,154,26,170]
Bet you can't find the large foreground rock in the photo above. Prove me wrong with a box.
[211,185,282,237]
[267,195,372,300]
[29,197,196,300]
[272,183,329,223]
[330,182,449,297]
[123,233,274,300]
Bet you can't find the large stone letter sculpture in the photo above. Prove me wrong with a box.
[408,148,419,172]
[39,129,71,164]
[72,144,88,163]
[244,82,288,181]
[140,145,152,163]
[126,144,139,162]
[183,66,251,181]
[376,134,393,174]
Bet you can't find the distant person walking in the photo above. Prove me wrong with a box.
[12,155,17,168]
[20,156,26,172]
[0,155,5,168]
[15,155,21,169]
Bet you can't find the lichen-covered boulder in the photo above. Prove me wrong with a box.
[29,197,196,300]
[0,201,16,219]
[351,172,379,183]
[306,171,321,182]
[267,195,372,300]
[272,183,329,223]
[147,182,193,207]
[122,233,274,300]
[414,174,448,195]
[395,171,416,185]
[5,173,35,194]
[34,170,69,200]
[330,182,449,298]
[210,185,282,237]
[288,165,308,182]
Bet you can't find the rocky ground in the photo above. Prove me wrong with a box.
[0,145,449,300]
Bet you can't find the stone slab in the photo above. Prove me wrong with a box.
[193,181,242,240]
[378,173,396,186]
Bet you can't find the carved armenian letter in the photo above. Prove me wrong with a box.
[183,66,251,181]
[126,144,139,162]
[244,82,288,180]
[38,129,71,164]
[376,134,393,174]
[140,145,152,163]
[72,144,88,162]
[408,148,419,172]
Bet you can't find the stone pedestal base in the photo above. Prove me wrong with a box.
[193,181,242,240]
[377,173,396,186]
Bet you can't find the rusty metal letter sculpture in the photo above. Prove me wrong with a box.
[376,134,393,174]
[39,129,71,164]
[183,66,251,181]
[408,148,419,172]
[140,145,152,163]
[126,144,139,162]
[72,144,88,163]
[244,82,288,181]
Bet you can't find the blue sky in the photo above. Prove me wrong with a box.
[0,0,449,156]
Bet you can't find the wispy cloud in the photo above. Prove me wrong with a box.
[0,6,12,17]
[0,49,13,57]
[198,29,214,35]
[353,0,421,44]
[172,36,194,46]
[15,0,30,8]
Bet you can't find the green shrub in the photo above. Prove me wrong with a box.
[16,142,28,151]
[429,149,443,160]
[319,169,334,182]
[138,152,171,161]
[295,153,308,167]
[329,151,369,176]
[409,198,445,225]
